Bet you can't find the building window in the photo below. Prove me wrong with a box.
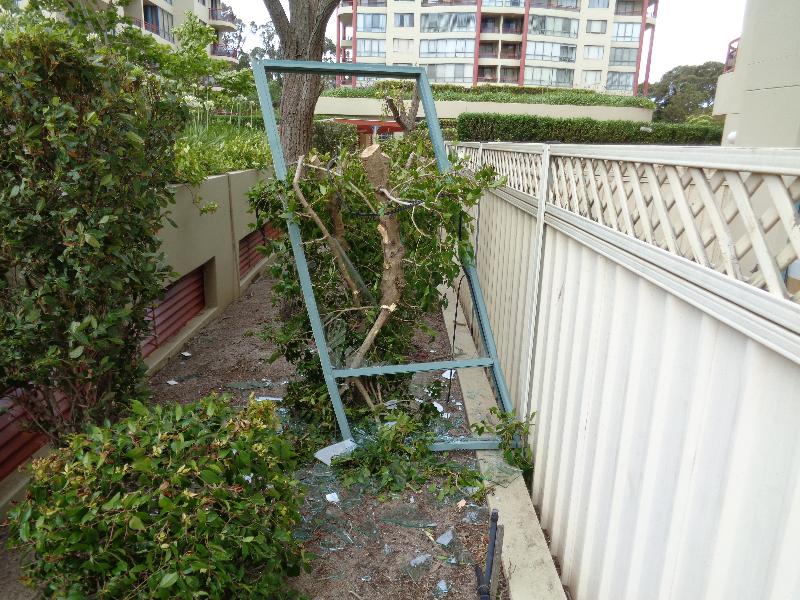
[586,19,607,33]
[583,45,604,59]
[529,15,579,38]
[357,38,386,57]
[615,0,641,15]
[524,66,574,87]
[612,21,641,41]
[420,38,475,58]
[143,5,175,42]
[588,0,608,7]
[609,46,637,65]
[357,13,387,33]
[583,70,602,85]
[527,41,576,63]
[421,12,476,33]
[607,71,634,90]
[425,63,472,83]
[532,0,578,8]
[394,13,414,27]
[393,38,414,53]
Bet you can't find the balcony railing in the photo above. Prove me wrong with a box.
[500,50,522,59]
[209,7,236,23]
[614,3,643,15]
[502,24,524,34]
[211,44,239,58]
[481,24,501,33]
[532,0,579,10]
[137,19,175,43]
[422,0,475,5]
[483,0,524,6]
[479,50,498,58]
[477,75,498,83]
[358,0,387,6]
[724,37,740,73]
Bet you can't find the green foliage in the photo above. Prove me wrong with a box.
[645,62,724,123]
[472,407,533,480]
[322,79,655,109]
[333,412,485,500]
[0,11,185,441]
[162,13,223,92]
[250,135,499,433]
[8,397,308,599]
[311,120,359,155]
[457,112,723,145]
[174,123,272,185]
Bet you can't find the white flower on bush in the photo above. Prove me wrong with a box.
[87,32,100,43]
[183,95,202,109]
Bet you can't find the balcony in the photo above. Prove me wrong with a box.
[422,0,476,5]
[500,45,522,59]
[502,23,524,35]
[135,18,175,43]
[614,2,643,16]
[531,0,579,10]
[208,7,236,24]
[481,22,501,34]
[724,37,740,73]
[210,44,239,59]
[482,0,524,7]
[479,49,499,59]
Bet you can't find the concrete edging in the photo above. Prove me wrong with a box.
[441,286,566,600]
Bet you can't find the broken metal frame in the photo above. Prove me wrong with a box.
[251,60,513,452]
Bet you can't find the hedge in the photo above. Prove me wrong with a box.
[457,113,723,145]
[322,80,656,109]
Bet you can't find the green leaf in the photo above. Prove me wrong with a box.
[69,346,84,359]
[158,572,179,588]
[200,469,222,485]
[128,516,145,530]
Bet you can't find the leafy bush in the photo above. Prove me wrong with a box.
[322,80,656,109]
[175,123,272,185]
[0,13,184,441]
[457,112,723,145]
[311,120,359,155]
[8,397,307,599]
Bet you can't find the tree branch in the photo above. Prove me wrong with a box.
[261,0,292,45]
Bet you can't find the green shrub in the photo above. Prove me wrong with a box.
[311,119,359,155]
[322,80,656,109]
[457,113,723,145]
[0,13,184,440]
[175,122,272,185]
[8,397,307,599]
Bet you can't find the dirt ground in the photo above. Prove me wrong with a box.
[1,270,507,599]
[150,270,506,599]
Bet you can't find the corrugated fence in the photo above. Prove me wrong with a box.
[451,142,800,600]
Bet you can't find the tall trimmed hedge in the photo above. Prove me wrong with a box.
[457,113,723,145]
[0,14,184,441]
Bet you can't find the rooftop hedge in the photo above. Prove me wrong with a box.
[457,113,723,145]
[322,80,656,109]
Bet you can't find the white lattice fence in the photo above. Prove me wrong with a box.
[452,143,800,303]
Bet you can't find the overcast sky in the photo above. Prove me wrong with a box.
[224,0,748,83]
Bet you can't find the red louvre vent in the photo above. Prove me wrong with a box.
[239,224,280,279]
[0,389,68,481]
[141,267,206,358]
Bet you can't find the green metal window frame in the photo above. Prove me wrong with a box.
[251,60,514,452]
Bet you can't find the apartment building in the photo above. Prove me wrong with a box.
[334,0,658,93]
[11,0,240,61]
[123,0,239,61]
[713,0,800,147]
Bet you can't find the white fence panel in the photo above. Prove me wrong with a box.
[530,225,800,600]
[452,142,800,600]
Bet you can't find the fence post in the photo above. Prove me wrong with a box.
[518,145,551,424]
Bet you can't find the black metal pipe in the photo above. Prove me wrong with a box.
[476,509,499,600]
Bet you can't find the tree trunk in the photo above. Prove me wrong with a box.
[280,73,322,164]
